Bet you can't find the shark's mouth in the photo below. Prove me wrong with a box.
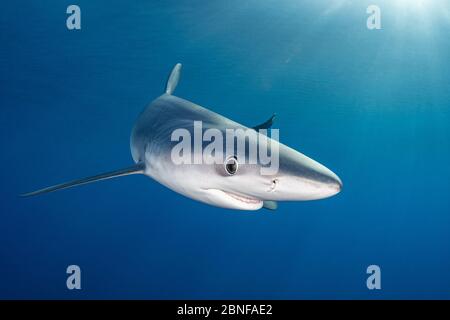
[204,189,263,210]
[224,191,262,205]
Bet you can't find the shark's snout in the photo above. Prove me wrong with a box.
[267,146,342,201]
[274,169,342,200]
[313,167,342,198]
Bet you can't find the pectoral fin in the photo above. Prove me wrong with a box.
[263,201,278,210]
[21,163,145,197]
[252,113,276,131]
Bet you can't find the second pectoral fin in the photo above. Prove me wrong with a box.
[252,113,276,131]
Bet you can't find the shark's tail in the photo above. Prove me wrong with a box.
[21,163,145,197]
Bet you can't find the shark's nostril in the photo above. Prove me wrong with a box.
[269,179,278,192]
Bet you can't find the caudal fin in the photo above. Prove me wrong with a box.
[21,163,145,197]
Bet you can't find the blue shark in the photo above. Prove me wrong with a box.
[23,64,342,210]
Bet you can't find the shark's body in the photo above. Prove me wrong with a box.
[24,64,342,210]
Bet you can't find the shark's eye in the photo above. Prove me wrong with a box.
[225,156,238,175]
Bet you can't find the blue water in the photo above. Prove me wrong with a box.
[1,0,450,299]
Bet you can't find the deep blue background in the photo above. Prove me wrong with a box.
[1,0,450,299]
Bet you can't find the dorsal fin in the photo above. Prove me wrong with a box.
[165,63,182,95]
